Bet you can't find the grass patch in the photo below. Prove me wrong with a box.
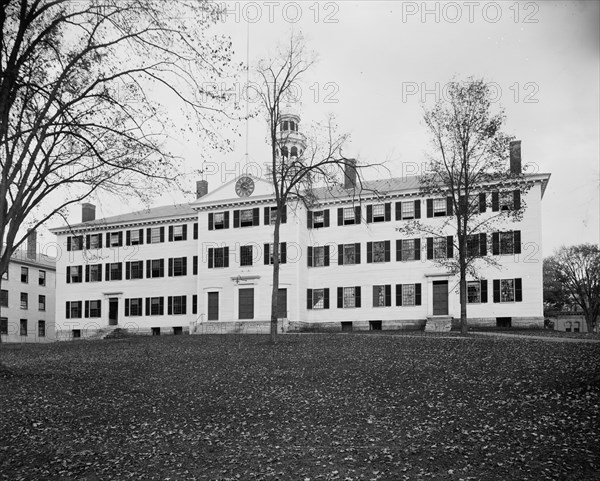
[1,334,599,480]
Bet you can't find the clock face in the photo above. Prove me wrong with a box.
[235,176,255,197]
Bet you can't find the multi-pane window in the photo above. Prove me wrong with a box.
[67,265,83,283]
[240,209,254,227]
[129,230,141,245]
[372,241,387,263]
[396,284,422,307]
[500,232,514,254]
[0,289,8,307]
[169,296,187,315]
[373,285,391,307]
[467,234,485,257]
[401,201,415,219]
[368,203,389,223]
[313,246,326,267]
[38,295,46,311]
[398,239,420,261]
[20,319,27,336]
[38,320,45,337]
[312,289,326,309]
[313,211,325,228]
[500,279,514,302]
[338,243,361,265]
[126,261,143,280]
[148,259,164,278]
[125,298,143,317]
[214,212,225,229]
[21,267,28,283]
[0,317,7,335]
[88,234,102,249]
[467,281,481,303]
[233,208,260,228]
[68,235,83,251]
[343,207,356,224]
[149,227,164,244]
[434,237,447,259]
[241,245,253,266]
[66,301,83,318]
[172,225,185,241]
[208,247,229,269]
[433,199,446,216]
[86,300,101,318]
[148,297,164,315]
[106,262,123,281]
[86,264,102,282]
[342,287,358,308]
[265,243,287,265]
[265,206,286,225]
[109,232,122,247]
[492,190,521,211]
[209,211,229,230]
[170,257,187,276]
[20,292,28,309]
[492,231,521,256]
[39,270,46,286]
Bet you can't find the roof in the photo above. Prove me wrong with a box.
[8,249,56,270]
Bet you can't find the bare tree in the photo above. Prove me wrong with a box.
[548,244,600,333]
[253,33,377,342]
[0,0,237,281]
[399,79,531,334]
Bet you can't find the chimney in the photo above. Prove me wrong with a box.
[196,180,208,199]
[343,159,357,190]
[82,203,96,222]
[510,140,522,174]
[26,229,37,260]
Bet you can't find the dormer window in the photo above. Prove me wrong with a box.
[291,146,298,157]
[290,121,295,131]
[282,120,289,131]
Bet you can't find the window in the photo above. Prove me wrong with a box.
[493,278,523,303]
[39,295,46,311]
[264,243,287,265]
[396,239,421,261]
[148,226,164,244]
[192,295,198,315]
[20,292,28,309]
[39,270,46,286]
[338,243,361,265]
[241,245,253,266]
[308,209,329,229]
[106,262,123,281]
[396,200,421,220]
[467,233,487,257]
[492,190,521,211]
[169,224,187,241]
[108,232,122,247]
[68,235,83,251]
[87,233,102,249]
[367,241,390,263]
[67,265,83,283]
[85,300,102,318]
[493,231,521,255]
[169,257,187,276]
[208,247,229,268]
[125,298,143,317]
[86,264,102,282]
[307,288,329,309]
[433,237,447,259]
[168,296,187,315]
[427,236,453,260]
[0,317,7,335]
[467,281,481,303]
[459,194,483,216]
[147,259,164,278]
[20,319,27,336]
[373,285,391,307]
[426,197,453,218]
[126,261,143,280]
[265,206,287,225]
[308,246,329,267]
[395,284,422,306]
[38,320,45,337]
[147,297,164,316]
[339,206,360,225]
[127,229,142,246]
[21,267,28,283]
[367,203,391,223]
[241,209,254,227]
[233,208,259,228]
[338,286,361,308]
[66,301,83,319]
[209,211,229,230]
[0,289,7,307]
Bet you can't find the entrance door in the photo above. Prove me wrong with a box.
[239,288,254,319]
[432,281,448,315]
[208,292,219,321]
[108,298,119,325]
[277,288,287,319]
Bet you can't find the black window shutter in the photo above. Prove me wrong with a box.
[396,284,403,306]
[415,238,421,260]
[66,267,71,284]
[145,297,150,316]
[264,243,270,265]
[307,211,313,229]
[355,286,361,308]
[168,258,173,276]
[208,213,214,230]
[414,200,421,219]
[282,206,287,224]
[481,280,488,303]
[192,295,197,314]
[105,263,110,281]
[366,205,373,223]
[492,232,500,255]
[281,243,286,264]
[492,192,499,211]
[193,256,198,275]
[513,231,521,254]
[355,243,361,264]
[85,265,90,282]
[396,240,402,261]
[479,233,487,256]
[208,248,214,268]
[324,288,330,309]
[224,247,229,268]
[159,227,164,242]
[84,300,89,318]
[146,228,151,244]
[324,209,330,227]
[98,264,102,282]
[224,211,230,229]
[86,234,91,249]
[515,278,523,302]
[426,238,433,260]
[354,206,361,224]
[493,280,500,303]
[98,235,103,248]
[182,295,187,315]
[253,208,259,226]
[194,223,198,239]
[125,299,130,317]
[446,197,453,216]
[169,226,174,241]
[307,289,313,310]
[106,233,110,246]
[338,244,344,265]
[126,262,131,280]
[168,296,173,315]
[415,284,422,305]
[159,297,164,315]
[182,225,187,240]
[479,193,486,213]
[67,237,72,251]
[367,242,373,263]
[384,240,391,262]
[446,236,454,258]
[125,231,130,246]
[324,246,330,266]
[233,210,240,228]
[426,199,433,218]
[372,285,378,306]
[385,285,391,306]
[337,287,343,308]
[66,302,70,319]
[307,246,313,267]
[513,190,521,210]
[264,207,270,225]
[145,260,150,278]
[395,202,401,220]
[337,208,343,226]
[385,203,391,221]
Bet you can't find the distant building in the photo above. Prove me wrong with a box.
[1,231,56,343]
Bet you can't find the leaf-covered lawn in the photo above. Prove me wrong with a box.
[1,334,599,480]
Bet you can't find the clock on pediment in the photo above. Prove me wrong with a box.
[235,176,255,197]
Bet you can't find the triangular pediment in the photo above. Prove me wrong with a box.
[190,174,275,208]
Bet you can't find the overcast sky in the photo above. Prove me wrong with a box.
[44,1,599,257]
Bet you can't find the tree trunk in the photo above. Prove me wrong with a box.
[269,205,281,343]
[460,270,468,335]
